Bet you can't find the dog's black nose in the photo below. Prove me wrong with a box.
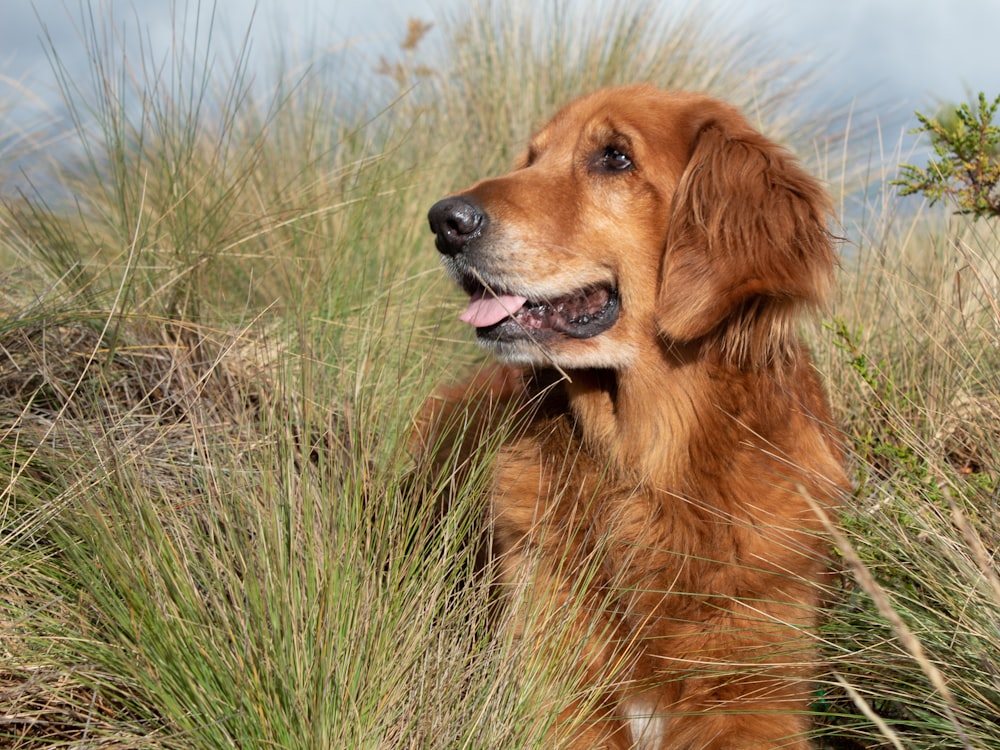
[428,196,487,256]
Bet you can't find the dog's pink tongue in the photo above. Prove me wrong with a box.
[460,290,528,327]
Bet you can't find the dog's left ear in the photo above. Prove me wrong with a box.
[656,110,835,360]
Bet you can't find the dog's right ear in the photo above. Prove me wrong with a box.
[656,107,835,365]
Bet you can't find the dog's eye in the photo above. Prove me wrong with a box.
[594,146,634,173]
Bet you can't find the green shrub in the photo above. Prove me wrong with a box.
[894,93,1000,219]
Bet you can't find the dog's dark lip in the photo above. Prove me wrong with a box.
[469,283,620,342]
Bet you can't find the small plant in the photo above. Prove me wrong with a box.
[827,318,929,484]
[894,92,1000,218]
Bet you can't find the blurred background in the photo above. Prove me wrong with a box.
[4,0,999,151]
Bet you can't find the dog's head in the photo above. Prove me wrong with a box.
[428,84,835,369]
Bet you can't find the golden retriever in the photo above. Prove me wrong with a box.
[420,84,847,749]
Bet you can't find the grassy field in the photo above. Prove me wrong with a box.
[2,2,998,748]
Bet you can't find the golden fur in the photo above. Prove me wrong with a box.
[419,84,847,749]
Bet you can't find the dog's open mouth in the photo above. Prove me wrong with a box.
[459,282,620,341]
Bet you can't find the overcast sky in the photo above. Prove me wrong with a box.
[3,0,998,149]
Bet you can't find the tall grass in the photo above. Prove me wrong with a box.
[1,1,997,748]
[810,211,1000,748]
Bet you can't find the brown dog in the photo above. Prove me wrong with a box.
[421,84,847,749]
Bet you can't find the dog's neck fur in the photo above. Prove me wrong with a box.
[559,334,800,485]
[563,347,708,482]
